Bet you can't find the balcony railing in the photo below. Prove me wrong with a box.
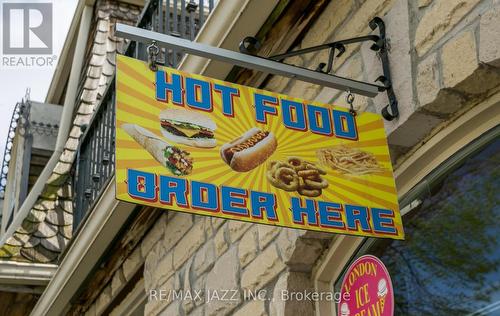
[72,0,216,230]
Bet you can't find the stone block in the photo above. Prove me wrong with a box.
[270,272,314,316]
[228,221,252,243]
[238,227,258,267]
[84,303,96,316]
[211,217,225,230]
[442,31,477,88]
[416,53,440,107]
[123,247,143,281]
[141,215,166,258]
[111,268,126,297]
[159,299,181,316]
[193,273,208,307]
[145,243,161,290]
[206,247,241,316]
[154,274,181,311]
[329,0,395,69]
[233,300,267,316]
[357,0,415,132]
[479,7,500,67]
[314,87,337,104]
[389,144,412,165]
[156,251,174,288]
[203,217,214,237]
[277,231,325,272]
[241,244,286,292]
[387,112,443,148]
[274,228,299,262]
[95,285,112,316]
[265,75,290,94]
[182,259,195,314]
[189,306,205,316]
[287,81,321,100]
[418,0,433,8]
[144,300,162,316]
[214,226,229,257]
[173,222,206,269]
[415,0,481,56]
[378,0,415,133]
[300,0,354,49]
[193,241,216,277]
[163,212,192,252]
[258,225,280,249]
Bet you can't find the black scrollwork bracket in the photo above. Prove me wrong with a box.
[239,17,398,121]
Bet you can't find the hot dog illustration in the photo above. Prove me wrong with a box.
[220,127,277,172]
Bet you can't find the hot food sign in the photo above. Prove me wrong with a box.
[115,55,404,239]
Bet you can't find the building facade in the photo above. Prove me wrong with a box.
[0,0,499,315]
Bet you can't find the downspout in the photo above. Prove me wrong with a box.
[0,5,93,246]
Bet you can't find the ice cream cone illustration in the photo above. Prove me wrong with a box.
[340,302,350,316]
[380,297,385,312]
[377,278,388,298]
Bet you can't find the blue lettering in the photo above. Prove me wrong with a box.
[213,84,239,117]
[282,100,306,131]
[291,197,318,225]
[221,186,249,216]
[345,204,371,232]
[159,175,188,206]
[318,201,344,229]
[191,181,218,211]
[332,110,357,140]
[127,169,157,202]
[372,208,396,234]
[308,105,333,136]
[250,191,278,220]
[185,77,212,111]
[155,70,183,104]
[254,93,278,124]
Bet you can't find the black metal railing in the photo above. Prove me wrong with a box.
[73,87,115,229]
[72,0,215,230]
[126,0,215,66]
[0,98,30,234]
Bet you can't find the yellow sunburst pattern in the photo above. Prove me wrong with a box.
[115,55,404,240]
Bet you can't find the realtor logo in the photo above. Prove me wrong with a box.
[2,3,53,54]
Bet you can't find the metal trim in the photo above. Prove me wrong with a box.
[115,23,381,97]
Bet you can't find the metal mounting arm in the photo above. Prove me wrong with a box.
[239,17,399,121]
[116,23,380,97]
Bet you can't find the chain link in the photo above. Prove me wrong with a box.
[345,89,357,116]
[147,41,160,71]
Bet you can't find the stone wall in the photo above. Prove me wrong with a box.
[142,213,330,316]
[88,0,500,315]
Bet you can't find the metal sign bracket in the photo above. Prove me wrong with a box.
[240,17,398,121]
[115,17,399,120]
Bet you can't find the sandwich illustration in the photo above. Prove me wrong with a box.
[220,127,277,172]
[159,109,217,148]
[122,124,193,176]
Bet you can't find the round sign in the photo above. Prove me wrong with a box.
[338,255,394,316]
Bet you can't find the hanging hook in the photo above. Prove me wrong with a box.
[147,41,160,71]
[345,89,356,117]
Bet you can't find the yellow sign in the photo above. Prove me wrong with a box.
[115,54,404,239]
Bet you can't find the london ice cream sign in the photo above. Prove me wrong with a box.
[339,255,394,316]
